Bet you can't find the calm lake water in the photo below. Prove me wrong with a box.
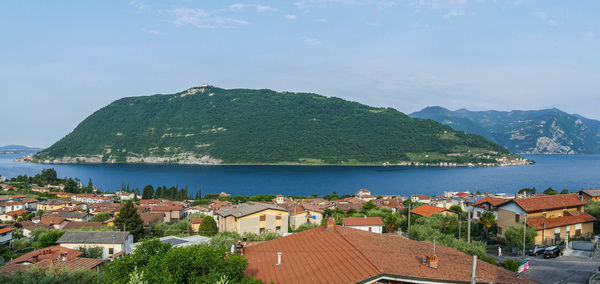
[1,154,599,197]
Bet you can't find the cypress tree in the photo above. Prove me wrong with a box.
[114,200,144,240]
[198,216,218,236]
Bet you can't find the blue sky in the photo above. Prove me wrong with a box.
[1,0,598,147]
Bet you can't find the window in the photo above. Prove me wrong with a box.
[109,248,114,255]
[515,214,520,223]
[259,215,266,221]
[477,212,481,217]
[260,228,265,234]
[368,227,372,232]
[276,216,282,220]
[498,227,502,235]
[276,226,281,232]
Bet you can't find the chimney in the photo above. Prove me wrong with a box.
[425,254,439,269]
[276,252,282,266]
[325,218,336,230]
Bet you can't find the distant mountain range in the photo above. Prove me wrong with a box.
[33,86,523,166]
[410,107,600,154]
[0,145,43,154]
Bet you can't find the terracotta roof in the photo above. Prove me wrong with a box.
[40,216,67,225]
[410,204,449,217]
[3,209,29,216]
[63,222,103,230]
[20,220,51,231]
[343,217,383,226]
[0,201,24,206]
[244,225,534,284]
[216,202,288,218]
[357,188,371,193]
[513,193,587,213]
[474,196,511,207]
[6,245,83,266]
[580,189,600,197]
[0,245,102,275]
[411,194,430,200]
[527,212,597,230]
[0,227,14,234]
[22,198,38,203]
[334,203,364,212]
[140,212,164,226]
[10,194,27,198]
[190,218,204,224]
[150,205,182,212]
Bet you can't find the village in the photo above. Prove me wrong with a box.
[1,175,600,283]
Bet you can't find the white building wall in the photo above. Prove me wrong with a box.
[345,225,383,234]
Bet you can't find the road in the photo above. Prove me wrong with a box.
[520,255,599,284]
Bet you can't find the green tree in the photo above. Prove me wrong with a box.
[77,246,104,258]
[199,216,218,237]
[449,205,463,214]
[585,201,600,234]
[504,224,536,251]
[560,189,570,194]
[92,212,114,222]
[33,230,65,249]
[518,187,536,195]
[475,190,482,195]
[543,187,558,195]
[362,201,377,211]
[478,211,496,238]
[0,265,98,284]
[114,200,144,240]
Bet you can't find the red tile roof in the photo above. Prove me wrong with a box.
[342,217,383,226]
[10,194,27,199]
[527,212,597,230]
[150,205,182,212]
[411,194,431,200]
[0,227,14,234]
[0,245,103,275]
[410,204,449,217]
[244,225,533,284]
[513,193,587,213]
[40,216,67,225]
[474,196,511,207]
[3,209,29,216]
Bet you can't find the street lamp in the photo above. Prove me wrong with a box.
[522,213,527,257]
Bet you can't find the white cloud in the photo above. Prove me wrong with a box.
[141,28,162,35]
[304,37,321,46]
[534,11,557,26]
[257,5,277,12]
[443,8,464,19]
[285,14,297,20]
[228,3,245,10]
[171,8,248,29]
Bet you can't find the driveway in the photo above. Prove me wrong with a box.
[489,252,599,284]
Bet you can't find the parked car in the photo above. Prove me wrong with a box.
[528,245,546,256]
[543,246,562,258]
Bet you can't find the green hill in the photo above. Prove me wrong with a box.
[35,86,524,166]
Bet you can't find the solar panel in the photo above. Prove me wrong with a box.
[162,238,188,246]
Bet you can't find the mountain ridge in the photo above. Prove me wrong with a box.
[410,106,600,154]
[33,86,526,166]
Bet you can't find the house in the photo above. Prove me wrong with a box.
[56,212,89,222]
[140,212,165,227]
[287,204,323,230]
[497,193,595,245]
[39,215,69,229]
[20,221,51,237]
[89,202,122,215]
[355,188,371,200]
[215,202,289,234]
[10,194,26,200]
[243,219,532,284]
[0,200,24,214]
[116,192,137,201]
[342,216,383,233]
[411,194,431,204]
[148,205,183,222]
[0,226,14,245]
[371,198,404,213]
[37,198,82,212]
[274,194,285,204]
[190,218,204,233]
[410,204,456,217]
[31,186,50,193]
[57,231,133,260]
[0,209,30,221]
[22,198,38,211]
[0,245,104,275]
[471,196,511,219]
[579,189,600,202]
[209,199,233,211]
[184,205,213,217]
[71,194,113,204]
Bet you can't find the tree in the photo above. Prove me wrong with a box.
[449,205,463,214]
[64,178,79,194]
[362,201,377,211]
[585,201,600,234]
[33,230,65,249]
[77,246,104,258]
[199,216,218,237]
[475,190,482,195]
[92,212,113,222]
[518,187,536,195]
[560,189,569,194]
[478,211,496,238]
[114,200,144,240]
[504,224,536,251]
[543,187,558,195]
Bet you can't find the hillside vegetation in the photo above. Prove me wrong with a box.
[35,86,518,165]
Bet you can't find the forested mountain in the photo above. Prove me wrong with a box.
[410,106,600,154]
[35,86,522,165]
[0,145,42,154]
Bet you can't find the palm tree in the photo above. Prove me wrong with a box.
[479,211,496,238]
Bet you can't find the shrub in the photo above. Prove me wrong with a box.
[479,255,497,266]
[199,216,218,236]
[77,246,104,258]
[242,232,281,242]
[501,259,519,272]
[294,222,318,232]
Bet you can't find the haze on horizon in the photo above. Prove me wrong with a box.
[1,0,598,148]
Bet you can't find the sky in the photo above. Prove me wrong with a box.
[1,0,599,148]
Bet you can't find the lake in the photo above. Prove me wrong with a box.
[1,154,599,197]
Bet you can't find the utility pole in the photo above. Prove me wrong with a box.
[458,212,462,240]
[522,214,527,257]
[407,203,411,235]
[467,208,471,243]
[471,254,477,284]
